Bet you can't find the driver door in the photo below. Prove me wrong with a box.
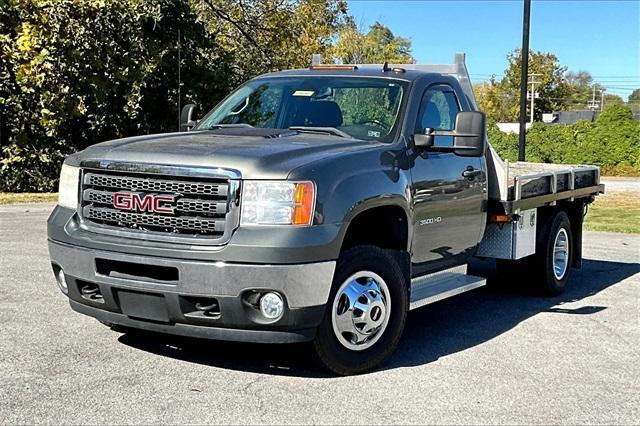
[410,84,486,273]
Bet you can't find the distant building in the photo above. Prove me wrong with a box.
[496,122,532,134]
[547,110,598,124]
[496,109,638,134]
[542,113,555,123]
[496,111,597,134]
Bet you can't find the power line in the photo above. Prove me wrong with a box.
[591,75,640,79]
[470,73,639,78]
[600,88,638,93]
[470,74,640,83]
[589,78,640,82]
[599,86,639,90]
[470,76,639,85]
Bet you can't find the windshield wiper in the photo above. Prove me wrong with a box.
[201,123,254,130]
[289,126,353,139]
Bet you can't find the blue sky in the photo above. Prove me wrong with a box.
[346,0,640,100]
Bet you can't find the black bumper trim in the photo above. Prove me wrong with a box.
[71,300,316,344]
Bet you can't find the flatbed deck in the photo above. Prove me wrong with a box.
[498,161,604,214]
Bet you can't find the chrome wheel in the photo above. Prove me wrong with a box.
[331,271,391,351]
[553,228,569,280]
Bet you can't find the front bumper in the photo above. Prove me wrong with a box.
[48,240,335,343]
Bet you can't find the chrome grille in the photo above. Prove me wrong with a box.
[80,170,235,242]
[85,207,224,232]
[84,189,227,215]
[85,173,227,196]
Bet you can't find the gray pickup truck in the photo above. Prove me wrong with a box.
[48,54,603,375]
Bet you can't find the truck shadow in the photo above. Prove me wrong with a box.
[117,258,639,377]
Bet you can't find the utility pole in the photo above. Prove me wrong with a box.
[518,0,532,162]
[600,89,606,111]
[587,86,599,110]
[177,28,181,131]
[528,73,541,123]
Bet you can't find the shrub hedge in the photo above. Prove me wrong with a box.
[488,105,640,176]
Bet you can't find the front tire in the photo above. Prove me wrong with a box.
[313,246,408,375]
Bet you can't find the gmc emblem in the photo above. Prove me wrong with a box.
[113,192,176,214]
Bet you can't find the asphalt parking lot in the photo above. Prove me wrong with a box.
[1,203,638,424]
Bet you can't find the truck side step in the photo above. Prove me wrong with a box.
[409,265,486,310]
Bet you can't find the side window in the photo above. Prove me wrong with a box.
[415,86,461,146]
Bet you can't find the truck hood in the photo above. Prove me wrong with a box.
[79,130,382,179]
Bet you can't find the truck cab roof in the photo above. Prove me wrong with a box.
[255,53,479,116]
[259,66,447,83]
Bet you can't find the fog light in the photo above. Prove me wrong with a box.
[56,268,68,294]
[260,292,284,320]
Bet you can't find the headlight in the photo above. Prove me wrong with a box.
[58,164,80,209]
[241,180,315,226]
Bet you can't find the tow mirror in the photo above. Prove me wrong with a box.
[413,128,434,148]
[451,111,486,157]
[180,104,198,131]
[413,112,486,157]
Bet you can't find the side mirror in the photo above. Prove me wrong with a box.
[412,112,486,157]
[180,104,198,131]
[413,127,434,148]
[452,111,486,157]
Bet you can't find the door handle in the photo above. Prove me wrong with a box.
[462,166,482,180]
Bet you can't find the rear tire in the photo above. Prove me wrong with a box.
[313,245,408,375]
[532,210,573,295]
[493,210,573,296]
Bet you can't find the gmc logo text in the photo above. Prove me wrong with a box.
[113,192,176,214]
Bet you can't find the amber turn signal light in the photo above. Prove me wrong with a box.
[292,182,315,225]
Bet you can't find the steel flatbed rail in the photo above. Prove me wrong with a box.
[491,163,603,215]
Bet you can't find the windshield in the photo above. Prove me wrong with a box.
[196,77,408,142]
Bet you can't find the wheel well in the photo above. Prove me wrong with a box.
[341,206,409,253]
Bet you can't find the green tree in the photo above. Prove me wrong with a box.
[603,94,624,108]
[564,70,601,110]
[333,21,414,64]
[1,0,165,191]
[501,49,573,121]
[627,88,640,114]
[0,0,350,191]
[598,104,634,122]
[192,0,348,80]
[474,78,519,123]
[475,49,574,122]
